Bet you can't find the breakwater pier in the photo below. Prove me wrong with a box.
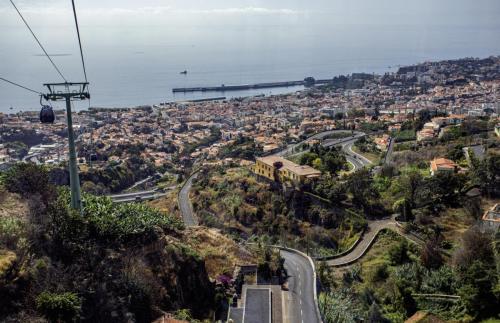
[172,77,331,93]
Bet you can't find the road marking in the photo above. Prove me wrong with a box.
[282,291,290,323]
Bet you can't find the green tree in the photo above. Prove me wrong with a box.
[299,152,319,166]
[469,155,500,197]
[322,151,347,175]
[346,169,379,213]
[394,169,429,213]
[4,163,53,200]
[454,228,498,318]
[393,198,413,222]
[389,240,410,265]
[36,292,81,323]
[367,302,388,323]
[430,172,466,205]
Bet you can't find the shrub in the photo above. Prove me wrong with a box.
[453,228,494,269]
[420,239,443,269]
[0,217,25,249]
[388,240,410,265]
[50,190,184,248]
[370,264,389,283]
[421,266,457,295]
[36,292,81,323]
[319,290,362,322]
[394,130,416,143]
[174,309,193,321]
[4,163,53,199]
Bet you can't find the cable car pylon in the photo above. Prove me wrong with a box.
[43,82,90,212]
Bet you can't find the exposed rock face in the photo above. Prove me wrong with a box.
[142,238,215,319]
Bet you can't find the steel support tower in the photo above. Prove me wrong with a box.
[43,82,90,211]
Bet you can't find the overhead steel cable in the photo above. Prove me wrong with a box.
[8,0,67,82]
[71,0,88,83]
[0,77,42,95]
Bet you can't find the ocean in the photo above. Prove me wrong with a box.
[1,23,500,113]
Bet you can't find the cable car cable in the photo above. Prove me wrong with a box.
[8,0,67,82]
[71,0,88,83]
[70,0,91,111]
[0,77,42,95]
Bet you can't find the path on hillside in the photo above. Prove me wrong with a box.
[178,172,199,227]
[321,217,424,267]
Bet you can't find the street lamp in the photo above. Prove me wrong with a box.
[43,82,90,211]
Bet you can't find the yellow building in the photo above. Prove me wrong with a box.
[254,156,321,184]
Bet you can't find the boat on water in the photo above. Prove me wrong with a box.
[180,70,187,75]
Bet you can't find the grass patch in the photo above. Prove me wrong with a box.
[351,145,380,164]
[357,230,405,272]
[433,207,474,247]
[184,227,257,279]
[148,189,182,221]
[0,250,17,276]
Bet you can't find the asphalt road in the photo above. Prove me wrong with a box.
[281,250,321,323]
[178,172,199,227]
[111,192,167,203]
[245,288,272,323]
[273,130,372,323]
[325,218,396,266]
[383,137,395,165]
[174,130,373,323]
[341,140,372,170]
[274,130,365,157]
[108,185,176,203]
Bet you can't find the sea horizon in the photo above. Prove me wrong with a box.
[2,23,500,113]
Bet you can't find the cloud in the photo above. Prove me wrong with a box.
[0,5,299,16]
[0,3,304,26]
[182,7,300,15]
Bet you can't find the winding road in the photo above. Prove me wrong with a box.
[281,250,322,323]
[275,130,365,157]
[341,140,372,171]
[109,185,176,203]
[319,217,407,266]
[178,172,199,227]
[176,130,387,323]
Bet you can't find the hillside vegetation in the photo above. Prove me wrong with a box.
[191,166,366,257]
[0,163,216,322]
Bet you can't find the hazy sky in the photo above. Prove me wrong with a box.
[1,0,500,111]
[1,0,500,27]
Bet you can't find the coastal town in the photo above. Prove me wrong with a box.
[1,57,499,178]
[1,56,500,323]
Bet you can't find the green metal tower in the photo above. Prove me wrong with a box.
[43,82,90,211]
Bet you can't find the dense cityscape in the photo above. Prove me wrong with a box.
[2,57,499,172]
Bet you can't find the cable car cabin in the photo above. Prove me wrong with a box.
[40,105,55,124]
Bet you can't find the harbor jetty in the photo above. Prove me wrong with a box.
[172,77,332,93]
